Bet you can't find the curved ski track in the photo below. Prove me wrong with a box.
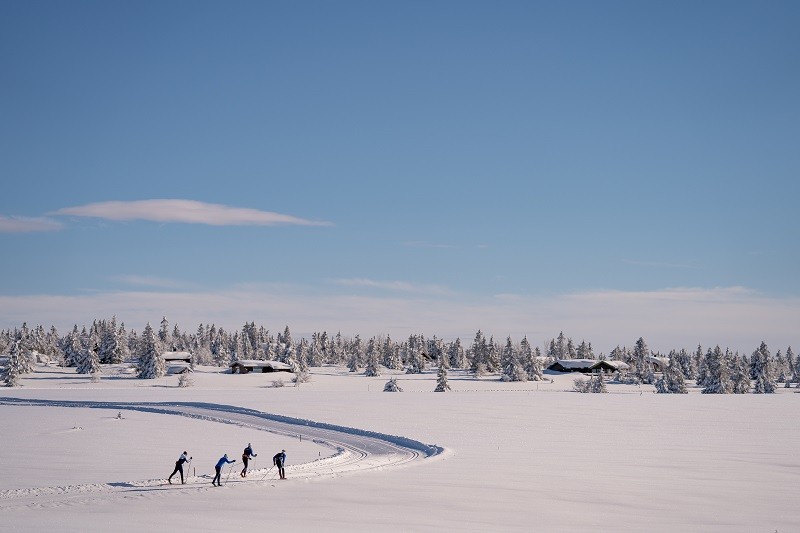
[0,398,445,511]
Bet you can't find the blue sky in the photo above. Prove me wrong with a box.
[1,1,798,353]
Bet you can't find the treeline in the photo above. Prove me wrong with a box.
[0,319,797,393]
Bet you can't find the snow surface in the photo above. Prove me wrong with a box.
[1,364,798,532]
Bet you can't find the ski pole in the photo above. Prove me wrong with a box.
[260,465,274,481]
[184,459,192,484]
[224,463,235,485]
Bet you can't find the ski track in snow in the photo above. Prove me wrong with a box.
[0,398,446,511]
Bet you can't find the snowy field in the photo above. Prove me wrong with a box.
[1,365,798,532]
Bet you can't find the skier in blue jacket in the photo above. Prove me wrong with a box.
[212,454,235,486]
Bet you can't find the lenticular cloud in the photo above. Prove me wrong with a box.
[51,199,331,227]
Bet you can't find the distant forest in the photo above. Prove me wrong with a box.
[1,317,797,393]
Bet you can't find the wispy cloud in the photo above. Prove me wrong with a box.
[110,275,193,290]
[622,259,700,269]
[0,216,63,233]
[403,241,457,249]
[332,278,453,295]
[50,199,332,227]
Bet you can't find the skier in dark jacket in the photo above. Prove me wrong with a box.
[273,449,287,480]
[241,443,257,477]
[168,451,191,484]
[212,454,235,486]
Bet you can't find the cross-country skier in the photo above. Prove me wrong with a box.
[212,454,235,486]
[168,451,191,484]
[273,449,287,480]
[240,443,257,477]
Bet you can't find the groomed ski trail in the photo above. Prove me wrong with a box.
[0,398,446,511]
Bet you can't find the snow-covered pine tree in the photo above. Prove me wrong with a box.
[695,347,710,387]
[731,354,751,394]
[447,338,467,369]
[469,330,488,374]
[775,349,788,383]
[521,337,544,381]
[500,337,527,382]
[383,336,402,370]
[348,335,364,372]
[100,316,124,364]
[137,323,165,379]
[76,332,101,375]
[178,371,194,388]
[702,346,733,394]
[2,341,23,387]
[655,355,687,394]
[752,341,777,394]
[555,331,567,359]
[383,378,403,392]
[788,346,799,387]
[434,364,450,392]
[405,342,425,374]
[590,371,607,393]
[633,337,654,384]
[158,316,171,350]
[364,337,381,377]
[576,340,595,360]
[486,337,500,372]
[672,348,696,380]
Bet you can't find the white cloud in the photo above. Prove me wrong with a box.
[110,275,192,289]
[50,199,332,227]
[332,278,453,295]
[0,216,63,233]
[1,286,797,355]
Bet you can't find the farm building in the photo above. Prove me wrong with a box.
[162,351,192,363]
[230,360,293,374]
[547,359,628,373]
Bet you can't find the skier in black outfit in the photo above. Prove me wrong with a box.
[241,443,257,477]
[168,451,191,484]
[273,449,287,480]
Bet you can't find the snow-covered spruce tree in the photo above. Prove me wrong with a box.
[434,364,450,392]
[76,333,101,375]
[383,336,402,370]
[576,340,595,360]
[522,338,544,381]
[752,341,777,394]
[702,346,733,394]
[137,323,165,379]
[178,371,194,388]
[731,354,751,394]
[448,338,467,369]
[364,337,381,377]
[590,371,607,393]
[486,337,500,372]
[632,337,654,384]
[655,355,687,394]
[158,316,171,350]
[672,349,696,380]
[100,316,124,364]
[405,336,426,374]
[500,337,527,382]
[469,330,488,374]
[573,373,606,393]
[383,378,403,392]
[2,341,23,387]
[347,335,364,372]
